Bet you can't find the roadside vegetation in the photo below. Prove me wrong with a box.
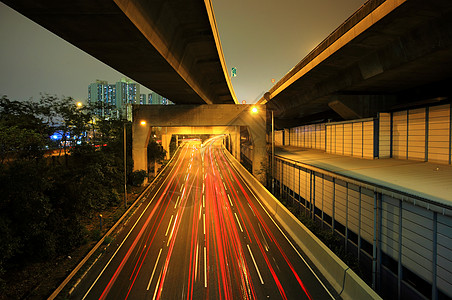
[0,95,165,298]
[278,195,363,279]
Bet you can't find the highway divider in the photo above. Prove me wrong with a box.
[223,148,381,300]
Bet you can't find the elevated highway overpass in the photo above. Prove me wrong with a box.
[6,0,452,299]
[2,0,237,105]
[256,1,452,299]
[260,0,452,128]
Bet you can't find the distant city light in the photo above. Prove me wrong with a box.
[76,102,83,107]
[50,131,63,140]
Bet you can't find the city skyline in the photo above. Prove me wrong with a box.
[87,78,173,119]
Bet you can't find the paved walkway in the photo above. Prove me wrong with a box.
[275,146,452,208]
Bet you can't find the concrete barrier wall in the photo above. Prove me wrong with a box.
[223,148,381,300]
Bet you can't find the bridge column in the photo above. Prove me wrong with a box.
[132,122,151,173]
[232,126,240,160]
[248,107,267,185]
[162,132,171,160]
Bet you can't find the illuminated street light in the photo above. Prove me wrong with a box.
[140,120,146,126]
[251,106,258,114]
[76,102,83,108]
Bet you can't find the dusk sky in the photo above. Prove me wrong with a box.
[0,0,366,104]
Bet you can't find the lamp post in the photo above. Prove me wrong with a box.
[263,92,275,195]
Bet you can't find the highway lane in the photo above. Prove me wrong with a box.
[72,137,336,299]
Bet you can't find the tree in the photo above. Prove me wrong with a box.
[148,138,166,163]
[0,95,127,294]
[0,96,49,161]
[0,95,149,297]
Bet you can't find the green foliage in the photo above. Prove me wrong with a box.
[103,236,113,245]
[0,97,49,162]
[169,135,177,157]
[147,138,166,163]
[0,95,135,291]
[282,199,362,277]
[91,229,101,241]
[129,170,147,186]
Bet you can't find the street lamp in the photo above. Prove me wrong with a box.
[76,101,83,108]
[262,92,275,195]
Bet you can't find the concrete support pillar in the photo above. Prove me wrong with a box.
[232,126,240,160]
[248,110,267,185]
[132,122,151,173]
[284,128,290,146]
[162,133,171,160]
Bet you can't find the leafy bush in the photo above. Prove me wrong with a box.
[103,236,113,245]
[0,95,138,289]
[129,170,147,186]
[91,229,101,241]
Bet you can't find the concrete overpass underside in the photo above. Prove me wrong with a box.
[158,126,240,160]
[2,0,236,105]
[132,104,267,184]
[260,0,452,128]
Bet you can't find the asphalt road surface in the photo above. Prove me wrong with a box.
[72,137,336,300]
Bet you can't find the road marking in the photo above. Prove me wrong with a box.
[247,244,264,284]
[167,214,178,247]
[237,170,336,299]
[202,182,205,193]
[165,215,174,236]
[223,182,227,190]
[147,248,162,290]
[152,270,163,300]
[248,203,255,216]
[180,185,184,192]
[174,195,180,208]
[258,223,269,251]
[204,247,207,288]
[202,194,205,208]
[195,243,199,280]
[81,162,175,300]
[203,214,206,235]
[227,194,233,207]
[234,213,243,232]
